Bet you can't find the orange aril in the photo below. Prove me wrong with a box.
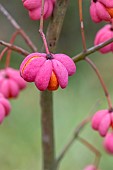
[106,8,113,18]
[21,56,39,74]
[47,71,59,91]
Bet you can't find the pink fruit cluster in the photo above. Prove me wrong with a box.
[0,67,27,124]
[90,0,113,54]
[104,132,113,154]
[22,0,56,20]
[20,52,76,91]
[94,24,113,53]
[90,0,113,154]
[83,165,98,170]
[92,109,113,154]
[90,0,113,23]
[92,109,113,137]
[0,67,26,98]
[0,93,11,124]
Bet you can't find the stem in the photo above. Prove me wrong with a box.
[39,31,50,54]
[40,91,55,170]
[78,0,87,51]
[40,0,70,170]
[39,0,50,54]
[0,40,29,56]
[0,3,37,52]
[72,37,113,63]
[85,57,112,110]
[78,136,101,168]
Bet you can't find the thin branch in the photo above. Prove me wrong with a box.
[39,0,50,54]
[55,100,100,167]
[5,31,20,67]
[78,0,87,51]
[72,37,113,63]
[0,3,20,29]
[0,40,29,56]
[55,116,91,166]
[0,3,37,52]
[78,136,101,168]
[0,47,8,61]
[85,57,113,111]
[40,0,45,31]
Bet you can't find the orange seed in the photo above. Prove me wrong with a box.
[47,71,59,91]
[106,8,113,18]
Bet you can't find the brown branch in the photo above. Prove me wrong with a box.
[0,40,29,56]
[40,0,70,170]
[78,0,87,51]
[0,3,37,52]
[46,0,70,52]
[72,37,113,63]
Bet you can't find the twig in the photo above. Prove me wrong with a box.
[55,116,91,167]
[78,0,87,51]
[0,40,29,56]
[72,37,113,63]
[0,3,37,52]
[78,136,101,168]
[55,100,100,167]
[85,57,113,111]
[5,31,20,67]
[0,3,20,29]
[0,47,8,61]
[39,0,50,54]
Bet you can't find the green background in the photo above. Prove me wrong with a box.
[0,0,113,170]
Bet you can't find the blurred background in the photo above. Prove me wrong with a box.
[0,0,113,170]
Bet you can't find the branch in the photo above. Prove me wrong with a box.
[72,38,113,63]
[46,0,70,52]
[0,3,37,52]
[39,0,50,54]
[0,40,29,56]
[78,0,87,51]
